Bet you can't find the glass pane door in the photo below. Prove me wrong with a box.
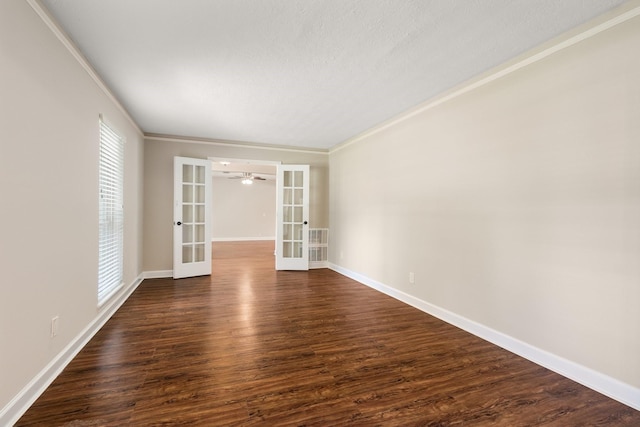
[276,165,309,270]
[174,157,212,278]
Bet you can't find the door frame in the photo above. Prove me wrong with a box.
[209,158,312,271]
[209,156,281,249]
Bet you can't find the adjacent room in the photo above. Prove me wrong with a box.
[210,159,278,242]
[2,0,639,425]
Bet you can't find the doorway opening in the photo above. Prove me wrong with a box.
[209,158,317,271]
[209,157,280,242]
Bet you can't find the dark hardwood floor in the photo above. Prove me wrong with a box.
[18,241,639,426]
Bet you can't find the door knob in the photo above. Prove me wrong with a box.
[176,221,182,226]
[303,221,308,225]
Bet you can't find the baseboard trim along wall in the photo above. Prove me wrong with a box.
[1,274,145,426]
[309,261,329,269]
[143,270,174,279]
[329,263,640,411]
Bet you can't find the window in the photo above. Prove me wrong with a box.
[98,116,124,306]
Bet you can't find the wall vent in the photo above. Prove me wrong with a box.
[309,228,329,269]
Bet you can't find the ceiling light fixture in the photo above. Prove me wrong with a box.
[241,178,253,185]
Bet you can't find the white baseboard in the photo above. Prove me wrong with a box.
[143,270,173,279]
[309,261,329,269]
[0,274,145,426]
[329,263,640,411]
[212,237,275,242]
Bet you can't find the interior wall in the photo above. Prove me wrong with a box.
[0,0,144,415]
[143,138,328,272]
[329,15,640,392]
[212,176,276,240]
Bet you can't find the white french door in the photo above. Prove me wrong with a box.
[275,164,310,270]
[173,156,212,279]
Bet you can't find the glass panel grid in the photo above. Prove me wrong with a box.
[183,225,194,243]
[283,206,292,222]
[293,242,302,258]
[195,224,205,242]
[183,205,193,223]
[183,184,193,203]
[194,244,205,262]
[195,205,205,222]
[195,185,205,203]
[195,165,205,184]
[183,164,194,183]
[182,245,193,263]
[283,224,292,241]
[283,189,292,205]
[280,167,307,261]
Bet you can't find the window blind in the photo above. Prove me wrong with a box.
[98,118,124,306]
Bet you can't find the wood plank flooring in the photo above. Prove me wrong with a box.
[18,241,639,426]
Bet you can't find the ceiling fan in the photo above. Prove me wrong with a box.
[228,172,266,184]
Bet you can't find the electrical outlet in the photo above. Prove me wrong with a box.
[409,272,415,284]
[51,316,59,338]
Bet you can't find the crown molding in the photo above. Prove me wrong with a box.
[145,133,329,155]
[330,1,640,155]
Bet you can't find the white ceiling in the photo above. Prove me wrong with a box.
[41,0,628,150]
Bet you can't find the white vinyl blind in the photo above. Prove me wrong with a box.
[98,117,124,306]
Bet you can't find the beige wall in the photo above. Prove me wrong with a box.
[0,0,144,416]
[329,15,640,390]
[143,138,328,271]
[212,176,276,240]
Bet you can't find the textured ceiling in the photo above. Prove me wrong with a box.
[41,0,628,150]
